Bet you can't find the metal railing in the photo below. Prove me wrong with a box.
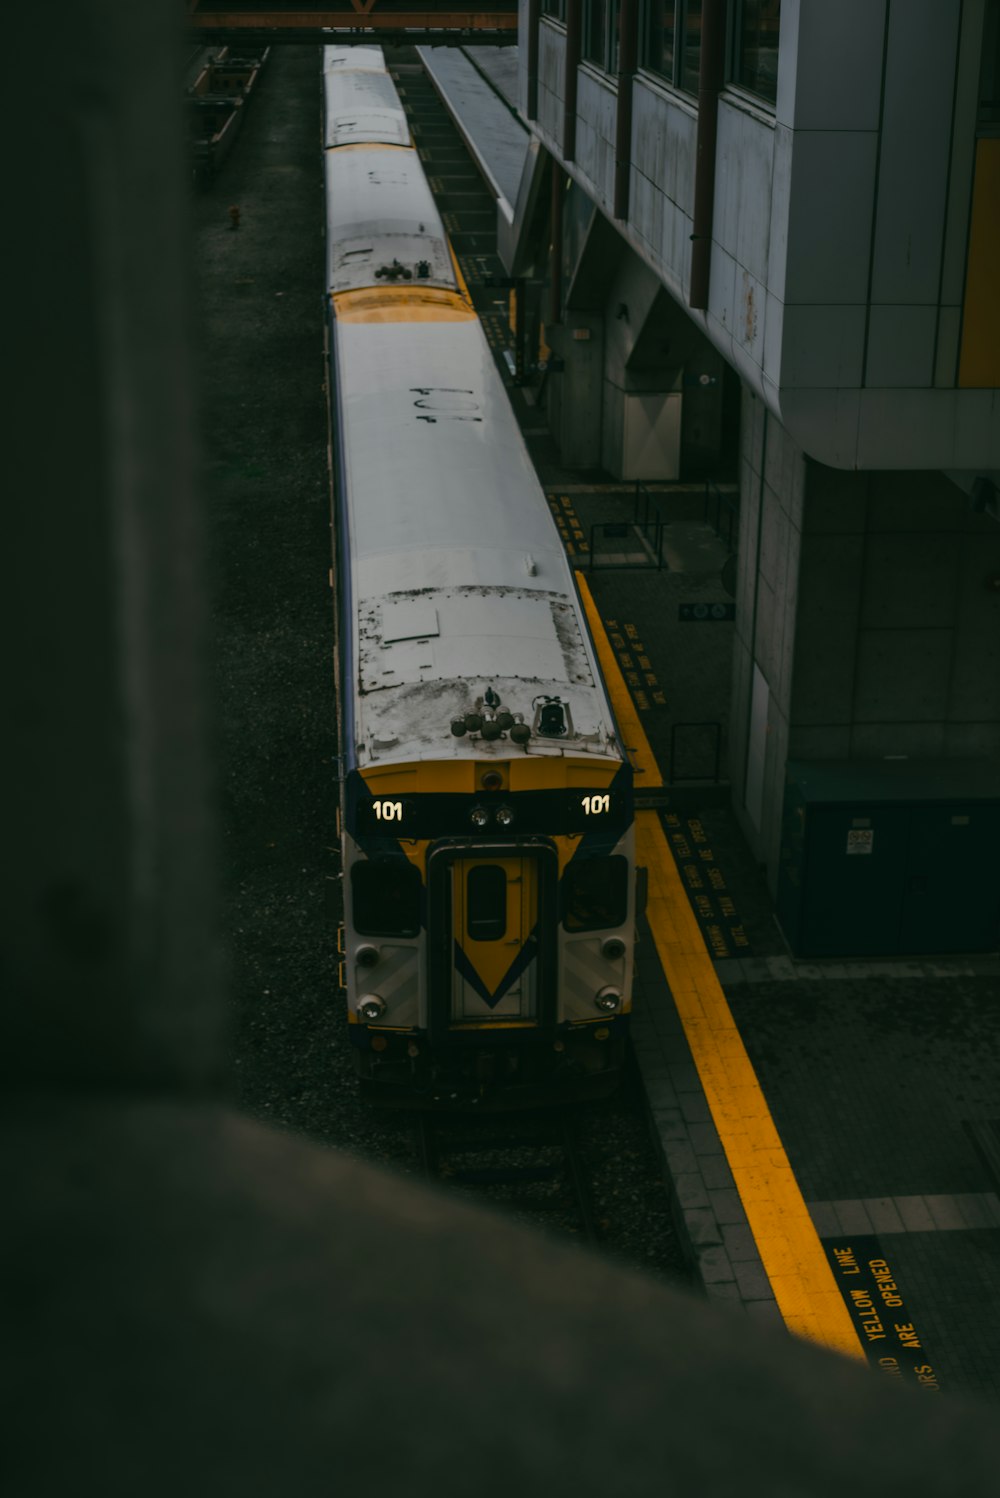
[588,480,663,569]
[703,478,738,549]
[587,478,738,571]
[588,519,667,570]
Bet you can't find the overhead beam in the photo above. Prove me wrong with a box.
[187,5,519,40]
[189,26,517,43]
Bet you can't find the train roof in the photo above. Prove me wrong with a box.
[323,45,386,75]
[324,146,456,296]
[322,50,410,148]
[323,44,622,773]
[331,316,622,769]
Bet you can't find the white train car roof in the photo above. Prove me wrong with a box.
[322,45,410,148]
[324,45,622,773]
[331,313,622,770]
[324,147,456,295]
[323,46,455,296]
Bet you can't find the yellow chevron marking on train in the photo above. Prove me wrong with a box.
[575,571,865,1361]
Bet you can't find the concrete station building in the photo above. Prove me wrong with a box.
[502,0,1000,955]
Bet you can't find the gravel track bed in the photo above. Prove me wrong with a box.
[194,43,690,1288]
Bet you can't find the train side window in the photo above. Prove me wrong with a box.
[467,864,507,942]
[352,859,420,937]
[562,856,628,931]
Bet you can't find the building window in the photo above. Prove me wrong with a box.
[583,0,609,64]
[641,1,781,105]
[681,0,703,93]
[582,0,624,70]
[732,0,781,105]
[980,0,1000,128]
[608,0,622,72]
[640,1,700,96]
[581,0,622,72]
[541,0,567,21]
[643,0,676,83]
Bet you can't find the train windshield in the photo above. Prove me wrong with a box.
[352,859,421,937]
[561,855,629,932]
[466,864,507,941]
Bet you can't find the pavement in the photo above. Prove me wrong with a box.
[428,45,1000,1404]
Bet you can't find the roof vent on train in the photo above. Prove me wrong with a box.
[534,696,572,739]
[451,690,528,745]
[375,258,412,281]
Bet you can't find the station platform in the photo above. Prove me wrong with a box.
[425,44,1000,1404]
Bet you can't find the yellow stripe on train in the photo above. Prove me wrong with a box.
[326,142,413,153]
[331,286,477,324]
[359,758,621,796]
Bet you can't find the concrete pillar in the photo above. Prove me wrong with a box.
[730,387,1000,892]
[545,312,605,469]
[729,391,804,885]
[791,467,1000,761]
[600,252,680,480]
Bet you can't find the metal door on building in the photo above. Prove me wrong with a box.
[779,769,1000,956]
[799,806,910,957]
[899,803,1000,954]
[449,856,539,1023]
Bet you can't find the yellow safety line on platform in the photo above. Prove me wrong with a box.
[575,571,661,789]
[576,571,865,1361]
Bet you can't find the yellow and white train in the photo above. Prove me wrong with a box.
[323,46,636,1105]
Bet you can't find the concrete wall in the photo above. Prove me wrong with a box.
[545,311,605,469]
[730,391,804,882]
[600,253,675,477]
[791,469,1000,761]
[732,389,1000,889]
[521,2,999,470]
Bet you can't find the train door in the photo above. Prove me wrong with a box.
[450,855,538,1023]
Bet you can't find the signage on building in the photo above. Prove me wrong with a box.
[678,603,735,622]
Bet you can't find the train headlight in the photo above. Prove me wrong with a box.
[359,996,386,1023]
[495,804,515,828]
[594,987,621,1013]
[356,944,380,968]
[470,805,490,828]
[601,937,626,961]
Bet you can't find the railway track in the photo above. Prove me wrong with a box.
[415,1107,600,1245]
[200,45,690,1289]
[384,53,685,1276]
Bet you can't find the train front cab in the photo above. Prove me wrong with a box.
[344,760,634,1107]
